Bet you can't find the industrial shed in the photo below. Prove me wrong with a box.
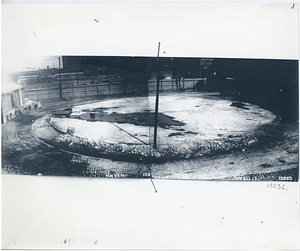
[1,75,24,124]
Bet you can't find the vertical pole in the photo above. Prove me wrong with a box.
[153,42,161,149]
[1,106,3,124]
[18,79,23,105]
[59,57,62,99]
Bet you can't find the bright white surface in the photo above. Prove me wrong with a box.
[53,94,276,144]
[2,174,299,249]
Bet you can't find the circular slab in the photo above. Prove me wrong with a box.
[39,93,277,162]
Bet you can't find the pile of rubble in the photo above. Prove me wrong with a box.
[52,132,259,163]
[22,98,41,112]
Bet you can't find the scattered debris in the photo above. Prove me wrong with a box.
[51,132,261,163]
[260,163,272,168]
[23,98,41,110]
[52,108,72,116]
[67,127,75,135]
[230,101,249,110]
[168,132,184,137]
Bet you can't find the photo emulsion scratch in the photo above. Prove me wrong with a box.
[2,55,298,181]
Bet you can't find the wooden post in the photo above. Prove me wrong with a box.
[153,42,161,149]
[18,79,23,105]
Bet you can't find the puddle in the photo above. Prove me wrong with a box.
[79,112,185,129]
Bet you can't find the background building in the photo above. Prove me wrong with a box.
[1,75,24,124]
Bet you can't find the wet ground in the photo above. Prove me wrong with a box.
[1,92,298,181]
[79,112,185,129]
[62,93,276,145]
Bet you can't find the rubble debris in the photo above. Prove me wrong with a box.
[230,101,249,110]
[22,98,41,111]
[52,108,72,116]
[51,132,260,163]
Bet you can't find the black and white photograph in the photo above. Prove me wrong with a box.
[2,3,299,249]
[2,56,299,181]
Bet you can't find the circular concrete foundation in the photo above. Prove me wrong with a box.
[34,93,277,162]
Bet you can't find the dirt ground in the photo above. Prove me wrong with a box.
[1,92,298,181]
